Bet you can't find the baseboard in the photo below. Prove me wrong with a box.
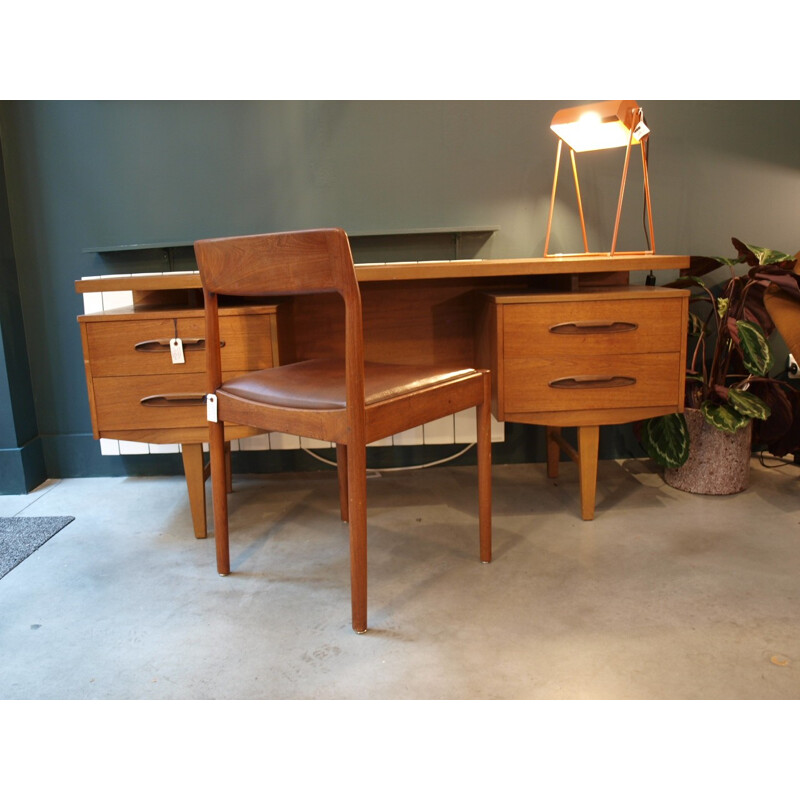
[0,436,47,494]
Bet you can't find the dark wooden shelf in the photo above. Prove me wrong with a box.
[83,226,500,255]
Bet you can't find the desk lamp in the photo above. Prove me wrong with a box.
[543,100,655,257]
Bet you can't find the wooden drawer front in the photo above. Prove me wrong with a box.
[86,313,274,377]
[503,352,682,413]
[92,372,245,432]
[503,297,684,358]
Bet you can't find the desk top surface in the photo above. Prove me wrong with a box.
[76,253,688,294]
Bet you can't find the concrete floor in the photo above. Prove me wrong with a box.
[1,457,799,700]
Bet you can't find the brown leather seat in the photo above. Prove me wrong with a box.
[195,228,492,633]
[221,359,477,410]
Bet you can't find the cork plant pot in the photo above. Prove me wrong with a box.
[664,408,752,495]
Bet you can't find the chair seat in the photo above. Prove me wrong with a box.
[220,358,478,410]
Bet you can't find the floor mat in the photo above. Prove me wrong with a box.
[0,516,75,579]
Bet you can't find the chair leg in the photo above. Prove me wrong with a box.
[347,443,368,633]
[336,443,349,522]
[477,374,492,564]
[209,419,231,575]
[225,442,233,493]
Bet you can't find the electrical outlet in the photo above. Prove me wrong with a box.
[788,354,799,379]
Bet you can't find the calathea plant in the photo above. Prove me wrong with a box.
[641,239,799,469]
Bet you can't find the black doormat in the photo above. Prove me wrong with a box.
[0,516,75,579]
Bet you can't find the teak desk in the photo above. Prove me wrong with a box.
[76,253,689,533]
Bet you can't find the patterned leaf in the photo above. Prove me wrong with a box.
[727,387,772,421]
[701,401,750,433]
[736,320,773,376]
[732,238,794,266]
[641,413,690,468]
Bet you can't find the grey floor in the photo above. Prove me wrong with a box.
[1,457,799,701]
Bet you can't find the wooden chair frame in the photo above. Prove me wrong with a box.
[195,228,492,632]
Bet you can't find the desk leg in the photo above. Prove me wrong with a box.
[181,443,208,539]
[577,425,600,521]
[546,426,561,478]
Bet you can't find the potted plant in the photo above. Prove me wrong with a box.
[640,238,800,494]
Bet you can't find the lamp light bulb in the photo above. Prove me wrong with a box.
[579,111,601,127]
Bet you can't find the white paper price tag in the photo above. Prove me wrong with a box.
[170,337,185,364]
[633,120,650,141]
[206,394,218,422]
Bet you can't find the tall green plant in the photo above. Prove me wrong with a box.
[641,239,799,469]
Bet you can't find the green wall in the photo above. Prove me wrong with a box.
[1,100,799,491]
[0,133,45,492]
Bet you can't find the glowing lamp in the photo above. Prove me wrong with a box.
[544,100,655,256]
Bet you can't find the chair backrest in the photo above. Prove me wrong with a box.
[196,228,366,413]
[194,228,358,299]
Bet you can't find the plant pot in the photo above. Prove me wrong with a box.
[663,408,752,495]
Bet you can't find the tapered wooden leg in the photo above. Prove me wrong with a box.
[477,373,492,564]
[347,441,368,633]
[546,426,561,478]
[209,420,230,575]
[577,425,600,521]
[181,443,208,539]
[336,443,349,522]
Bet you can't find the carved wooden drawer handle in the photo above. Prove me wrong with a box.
[134,338,225,352]
[549,321,638,335]
[140,393,208,407]
[549,375,637,389]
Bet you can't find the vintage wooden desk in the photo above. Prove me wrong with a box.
[75,252,689,534]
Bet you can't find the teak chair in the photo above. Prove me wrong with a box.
[194,228,492,633]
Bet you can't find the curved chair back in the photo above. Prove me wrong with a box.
[195,227,358,299]
[195,228,366,412]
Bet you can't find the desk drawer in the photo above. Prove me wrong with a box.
[85,311,275,377]
[485,287,689,422]
[92,372,245,432]
[504,352,682,413]
[503,296,684,357]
